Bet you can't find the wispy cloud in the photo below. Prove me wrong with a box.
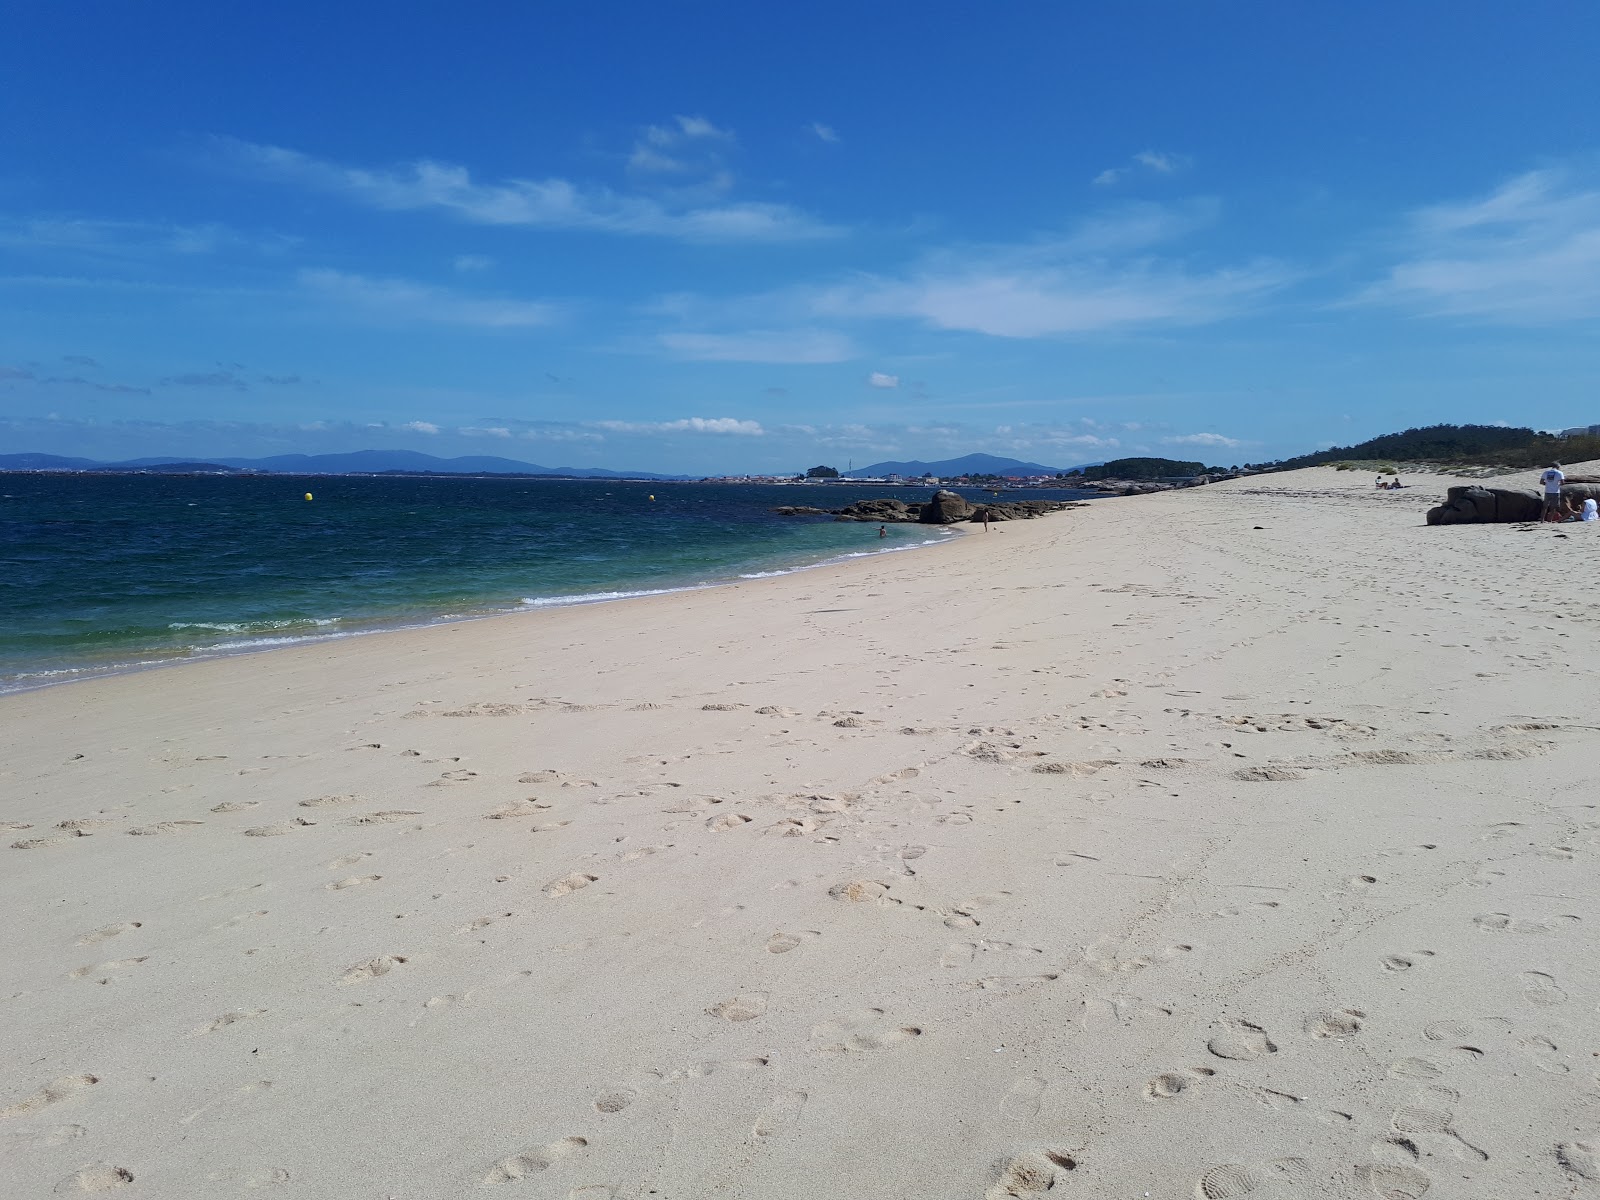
[594,417,766,436]
[221,137,839,243]
[299,268,558,328]
[160,370,248,390]
[629,114,735,175]
[1163,432,1243,448]
[867,371,900,388]
[657,329,857,363]
[808,215,1287,338]
[809,122,840,144]
[1360,166,1600,323]
[399,420,440,434]
[0,214,292,259]
[1093,149,1192,187]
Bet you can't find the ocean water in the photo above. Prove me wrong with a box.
[0,474,1094,691]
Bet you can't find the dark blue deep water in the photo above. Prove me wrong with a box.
[0,474,1093,690]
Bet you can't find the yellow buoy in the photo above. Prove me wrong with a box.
[304,493,313,501]
[648,495,655,501]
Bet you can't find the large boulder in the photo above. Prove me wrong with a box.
[1425,484,1600,525]
[919,489,976,524]
[833,498,915,522]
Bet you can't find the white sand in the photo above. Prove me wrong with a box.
[3,466,1599,1198]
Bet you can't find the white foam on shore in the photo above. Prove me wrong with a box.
[1,530,962,695]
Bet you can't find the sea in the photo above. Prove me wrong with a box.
[0,473,1097,692]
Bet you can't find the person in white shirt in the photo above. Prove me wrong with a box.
[1540,463,1565,521]
[1584,498,1598,523]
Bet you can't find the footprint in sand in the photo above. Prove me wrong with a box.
[482,1136,587,1184]
[325,875,382,891]
[766,931,819,955]
[544,873,599,898]
[52,1163,133,1192]
[338,955,407,984]
[1195,1156,1310,1198]
[1390,1086,1488,1161]
[1472,912,1580,934]
[1557,1141,1600,1183]
[1519,971,1568,1006]
[999,1077,1046,1120]
[1304,1009,1364,1039]
[193,1010,266,1035]
[811,1009,923,1055]
[1353,1162,1431,1199]
[592,1088,636,1114]
[1143,1068,1216,1100]
[985,1151,1076,1198]
[752,1090,807,1140]
[77,922,142,946]
[1380,951,1435,972]
[1206,1019,1278,1061]
[707,994,768,1022]
[243,818,316,837]
[0,1075,99,1118]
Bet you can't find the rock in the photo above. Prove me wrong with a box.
[834,498,915,522]
[772,505,831,516]
[1427,483,1600,524]
[969,501,1082,522]
[919,489,976,524]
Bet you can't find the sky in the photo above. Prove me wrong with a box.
[3,1,1599,474]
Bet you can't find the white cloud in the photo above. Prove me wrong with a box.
[657,329,856,363]
[400,420,440,434]
[459,425,513,438]
[1163,432,1243,448]
[1093,149,1192,187]
[594,417,765,436]
[813,258,1285,338]
[299,268,557,328]
[867,371,899,388]
[791,202,1281,338]
[223,137,837,243]
[452,254,493,272]
[809,122,840,143]
[1361,166,1600,323]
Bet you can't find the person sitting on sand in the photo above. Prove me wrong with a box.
[1584,498,1599,523]
[1375,476,1385,489]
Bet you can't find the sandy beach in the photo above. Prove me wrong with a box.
[4,465,1599,1199]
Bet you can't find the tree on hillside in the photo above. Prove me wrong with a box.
[1084,457,1205,480]
[806,465,841,478]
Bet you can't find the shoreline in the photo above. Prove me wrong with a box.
[5,466,1597,1198]
[0,518,968,697]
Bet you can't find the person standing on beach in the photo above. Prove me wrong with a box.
[1540,463,1565,521]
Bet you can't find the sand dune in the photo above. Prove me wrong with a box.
[3,466,1598,1197]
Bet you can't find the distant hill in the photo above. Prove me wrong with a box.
[1263,423,1600,472]
[0,452,104,470]
[846,453,1076,478]
[0,450,686,479]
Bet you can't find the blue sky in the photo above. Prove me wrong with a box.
[3,1,1599,473]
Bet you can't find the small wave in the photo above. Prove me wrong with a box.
[520,586,711,608]
[168,617,342,633]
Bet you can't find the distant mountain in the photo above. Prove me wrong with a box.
[0,452,104,470]
[0,450,686,480]
[846,453,1077,478]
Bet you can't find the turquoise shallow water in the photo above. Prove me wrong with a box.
[0,474,1094,691]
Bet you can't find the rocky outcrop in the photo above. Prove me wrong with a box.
[919,489,976,525]
[1426,484,1600,525]
[773,490,1082,524]
[834,498,914,522]
[968,501,1082,522]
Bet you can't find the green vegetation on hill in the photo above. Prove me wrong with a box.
[1257,424,1600,472]
[1082,457,1209,480]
